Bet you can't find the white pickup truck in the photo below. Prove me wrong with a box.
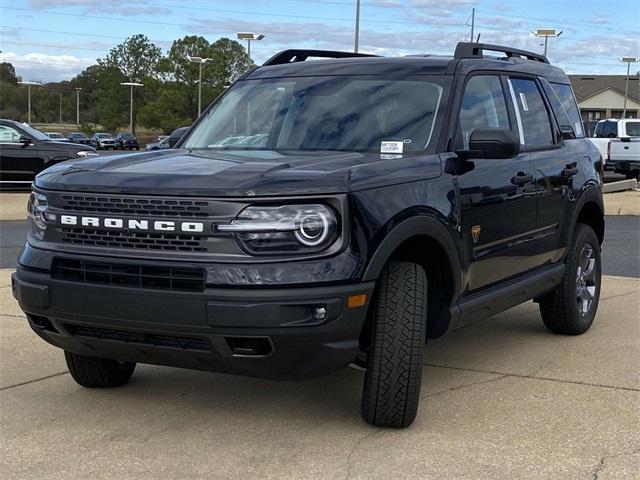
[608,137,640,179]
[589,119,640,170]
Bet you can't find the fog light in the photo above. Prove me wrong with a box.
[312,306,327,320]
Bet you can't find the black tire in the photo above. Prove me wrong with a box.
[361,261,427,428]
[539,223,601,335]
[65,351,136,388]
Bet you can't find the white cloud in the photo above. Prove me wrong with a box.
[0,51,93,82]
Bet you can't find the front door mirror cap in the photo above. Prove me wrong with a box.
[456,127,520,160]
[19,136,32,146]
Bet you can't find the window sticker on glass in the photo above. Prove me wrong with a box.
[381,141,404,154]
[519,92,529,111]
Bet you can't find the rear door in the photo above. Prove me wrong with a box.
[453,74,537,291]
[508,77,580,268]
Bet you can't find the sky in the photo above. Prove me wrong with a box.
[0,0,638,83]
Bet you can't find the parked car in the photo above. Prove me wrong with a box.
[145,136,170,151]
[0,119,97,186]
[90,132,117,150]
[115,132,140,150]
[44,132,68,142]
[168,126,190,148]
[12,43,604,428]
[589,119,640,170]
[68,132,92,145]
[607,137,640,179]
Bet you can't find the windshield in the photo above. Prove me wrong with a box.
[184,76,447,153]
[71,133,88,138]
[97,133,112,138]
[120,133,134,139]
[20,123,49,141]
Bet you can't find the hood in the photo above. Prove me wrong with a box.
[35,149,442,197]
[41,140,95,153]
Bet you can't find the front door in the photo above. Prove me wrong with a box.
[453,74,537,291]
[0,124,39,184]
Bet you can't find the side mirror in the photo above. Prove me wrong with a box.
[19,136,32,146]
[456,128,520,160]
[559,125,576,140]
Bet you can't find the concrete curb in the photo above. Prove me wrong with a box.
[602,179,638,194]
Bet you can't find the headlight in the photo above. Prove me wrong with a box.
[217,204,338,254]
[76,150,98,159]
[27,192,55,239]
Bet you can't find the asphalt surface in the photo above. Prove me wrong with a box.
[2,216,638,276]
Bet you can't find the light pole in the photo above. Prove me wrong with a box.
[621,57,638,118]
[354,0,361,53]
[188,56,212,117]
[531,28,563,57]
[58,93,63,125]
[120,82,143,133]
[236,32,264,63]
[18,81,42,124]
[75,87,81,126]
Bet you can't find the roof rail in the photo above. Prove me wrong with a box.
[263,49,379,66]
[454,42,549,64]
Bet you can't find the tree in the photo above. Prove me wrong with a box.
[0,62,19,85]
[100,34,162,82]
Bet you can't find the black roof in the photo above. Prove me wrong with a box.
[247,42,570,85]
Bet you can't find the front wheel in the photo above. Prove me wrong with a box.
[539,223,601,335]
[361,261,427,428]
[65,351,136,388]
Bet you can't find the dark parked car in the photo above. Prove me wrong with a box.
[68,132,92,145]
[12,44,604,428]
[0,119,97,186]
[90,133,117,150]
[115,133,140,150]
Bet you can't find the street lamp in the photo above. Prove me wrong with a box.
[236,32,264,62]
[18,81,42,124]
[621,56,638,118]
[531,28,563,57]
[354,0,361,53]
[120,82,143,133]
[75,87,81,126]
[188,56,212,117]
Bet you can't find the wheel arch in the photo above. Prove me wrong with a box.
[572,186,605,245]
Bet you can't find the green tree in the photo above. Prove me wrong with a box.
[100,34,162,82]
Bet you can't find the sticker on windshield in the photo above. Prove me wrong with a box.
[381,141,404,154]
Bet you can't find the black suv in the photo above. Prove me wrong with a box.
[115,132,140,150]
[12,44,604,428]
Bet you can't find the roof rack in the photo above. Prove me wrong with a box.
[263,49,379,66]
[454,42,549,64]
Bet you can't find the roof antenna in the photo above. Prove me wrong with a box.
[476,33,481,43]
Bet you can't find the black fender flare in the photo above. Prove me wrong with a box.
[569,184,605,243]
[361,215,463,301]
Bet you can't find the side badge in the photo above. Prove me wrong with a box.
[471,225,481,244]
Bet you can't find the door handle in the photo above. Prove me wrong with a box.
[511,172,533,185]
[562,166,579,178]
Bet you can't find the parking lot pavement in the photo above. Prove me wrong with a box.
[1,268,638,480]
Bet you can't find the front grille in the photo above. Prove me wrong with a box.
[52,258,205,292]
[60,227,208,252]
[65,324,210,351]
[60,194,211,217]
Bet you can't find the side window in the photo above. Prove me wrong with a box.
[594,121,617,138]
[457,75,510,149]
[508,78,554,148]
[625,122,640,137]
[549,83,584,137]
[0,125,21,144]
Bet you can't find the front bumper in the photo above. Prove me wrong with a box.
[12,262,374,380]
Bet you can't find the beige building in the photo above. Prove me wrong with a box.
[569,75,640,122]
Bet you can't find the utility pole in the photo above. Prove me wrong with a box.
[354,0,361,53]
[621,57,638,118]
[74,88,81,125]
[120,82,143,133]
[188,56,212,117]
[18,81,41,124]
[58,93,63,124]
[470,8,475,43]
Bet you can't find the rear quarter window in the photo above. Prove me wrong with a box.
[545,82,585,138]
[625,122,640,136]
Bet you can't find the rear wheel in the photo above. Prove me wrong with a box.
[361,262,427,428]
[65,351,136,388]
[539,223,601,335]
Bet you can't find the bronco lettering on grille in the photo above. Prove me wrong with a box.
[60,215,204,233]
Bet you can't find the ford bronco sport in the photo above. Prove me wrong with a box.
[12,43,604,428]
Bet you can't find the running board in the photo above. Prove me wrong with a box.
[450,264,565,330]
